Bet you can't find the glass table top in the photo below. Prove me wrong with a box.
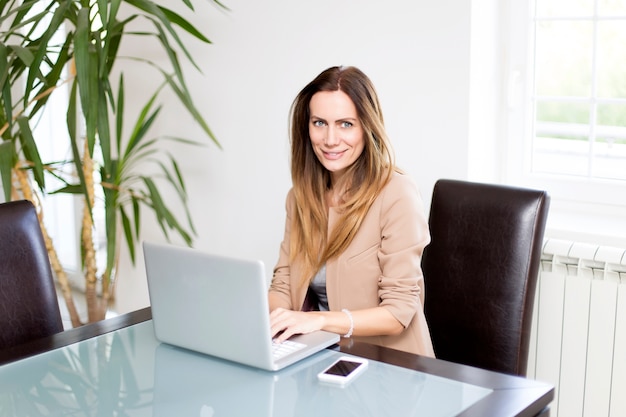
[0,321,492,417]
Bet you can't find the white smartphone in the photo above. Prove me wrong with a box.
[317,356,369,386]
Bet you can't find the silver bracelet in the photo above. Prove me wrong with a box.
[341,308,354,338]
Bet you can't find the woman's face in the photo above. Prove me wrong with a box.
[308,90,365,183]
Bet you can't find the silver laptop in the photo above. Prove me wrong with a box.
[143,241,340,371]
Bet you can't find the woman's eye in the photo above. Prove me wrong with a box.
[312,120,325,127]
[340,121,353,128]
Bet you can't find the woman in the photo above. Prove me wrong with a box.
[269,66,434,356]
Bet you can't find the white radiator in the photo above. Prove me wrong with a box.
[527,239,626,417]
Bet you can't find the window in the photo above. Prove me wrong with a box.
[532,0,626,183]
[504,0,626,242]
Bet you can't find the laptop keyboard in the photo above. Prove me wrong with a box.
[272,339,306,360]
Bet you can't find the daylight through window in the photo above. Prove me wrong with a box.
[531,0,626,182]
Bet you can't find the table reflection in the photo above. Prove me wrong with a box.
[0,321,492,417]
[0,325,151,416]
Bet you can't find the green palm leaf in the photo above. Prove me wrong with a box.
[0,140,15,201]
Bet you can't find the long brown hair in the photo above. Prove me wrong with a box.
[289,66,396,286]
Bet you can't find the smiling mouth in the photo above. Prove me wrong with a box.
[323,150,346,158]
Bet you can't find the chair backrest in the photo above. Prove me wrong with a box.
[422,179,550,376]
[0,200,63,349]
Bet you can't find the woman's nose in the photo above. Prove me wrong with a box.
[324,127,340,146]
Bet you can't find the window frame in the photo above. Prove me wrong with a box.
[502,0,626,245]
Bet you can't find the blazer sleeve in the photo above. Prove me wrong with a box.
[269,189,295,310]
[377,174,431,327]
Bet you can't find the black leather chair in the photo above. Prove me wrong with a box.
[0,200,64,350]
[422,179,550,376]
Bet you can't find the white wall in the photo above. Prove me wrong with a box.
[114,1,475,313]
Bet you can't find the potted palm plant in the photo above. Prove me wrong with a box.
[0,0,225,326]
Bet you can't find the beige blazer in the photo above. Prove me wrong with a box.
[270,173,435,357]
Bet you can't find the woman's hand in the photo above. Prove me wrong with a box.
[270,308,325,343]
[270,306,404,343]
